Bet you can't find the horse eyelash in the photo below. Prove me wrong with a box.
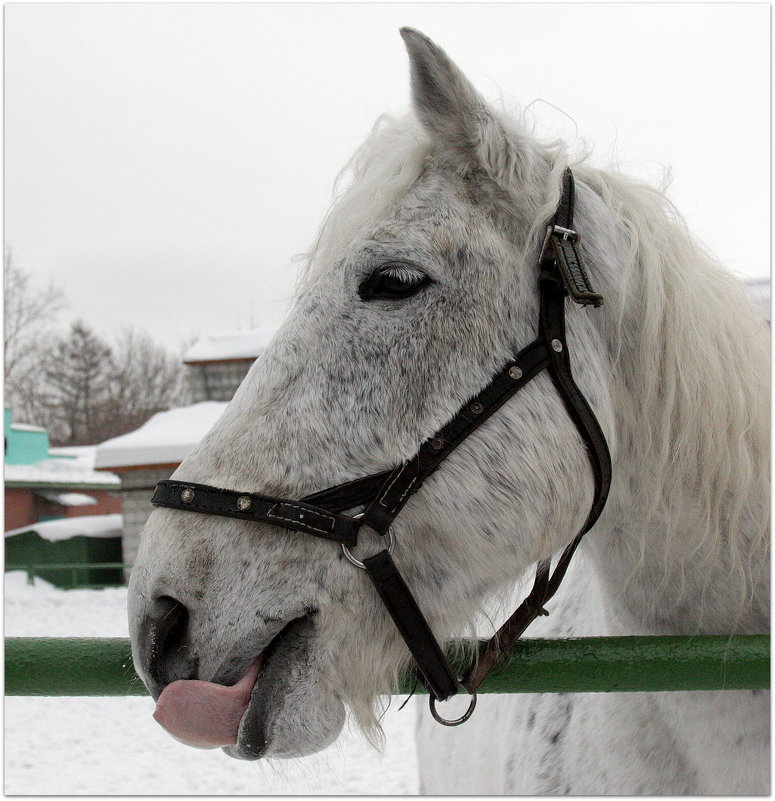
[377,264,426,284]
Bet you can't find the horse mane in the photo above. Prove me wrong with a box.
[298,107,769,621]
[574,165,770,615]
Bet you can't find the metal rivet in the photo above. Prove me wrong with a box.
[430,437,445,450]
[470,402,484,415]
[551,339,564,352]
[508,365,523,380]
[236,496,251,511]
[180,488,195,504]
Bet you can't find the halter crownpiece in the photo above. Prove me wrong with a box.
[152,168,612,724]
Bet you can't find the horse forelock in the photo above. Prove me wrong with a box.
[296,107,573,289]
[296,114,432,291]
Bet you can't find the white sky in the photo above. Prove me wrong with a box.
[5,3,770,347]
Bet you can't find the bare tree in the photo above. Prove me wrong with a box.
[100,327,184,440]
[4,250,185,444]
[43,321,114,445]
[4,250,66,425]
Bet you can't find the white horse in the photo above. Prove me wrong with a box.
[127,29,769,794]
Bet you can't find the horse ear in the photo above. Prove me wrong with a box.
[400,28,512,176]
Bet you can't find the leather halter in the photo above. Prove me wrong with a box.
[152,168,612,724]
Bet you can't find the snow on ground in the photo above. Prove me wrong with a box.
[4,572,420,794]
[94,402,228,469]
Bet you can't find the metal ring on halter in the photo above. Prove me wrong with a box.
[429,683,477,726]
[341,514,396,569]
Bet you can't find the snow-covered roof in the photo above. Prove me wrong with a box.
[5,458,120,488]
[11,422,46,433]
[5,513,123,542]
[94,402,227,469]
[49,445,99,469]
[183,327,276,363]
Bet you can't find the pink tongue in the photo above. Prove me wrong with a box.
[153,656,263,749]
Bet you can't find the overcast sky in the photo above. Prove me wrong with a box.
[5,3,770,349]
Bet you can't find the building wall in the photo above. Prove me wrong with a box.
[108,356,257,567]
[4,488,121,531]
[185,360,254,403]
[57,492,121,519]
[115,467,178,567]
[4,488,36,531]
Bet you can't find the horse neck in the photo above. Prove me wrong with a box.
[573,174,770,637]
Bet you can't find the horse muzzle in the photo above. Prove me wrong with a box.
[131,592,344,759]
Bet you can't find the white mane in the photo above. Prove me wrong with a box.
[575,166,769,620]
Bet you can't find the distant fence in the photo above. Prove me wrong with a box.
[6,563,132,590]
[5,635,769,696]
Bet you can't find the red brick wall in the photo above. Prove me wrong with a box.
[5,488,36,531]
[4,488,122,531]
[62,491,121,518]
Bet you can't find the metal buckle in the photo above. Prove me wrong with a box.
[341,514,396,569]
[552,224,579,242]
[429,683,478,726]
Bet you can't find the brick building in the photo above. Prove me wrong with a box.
[4,408,120,532]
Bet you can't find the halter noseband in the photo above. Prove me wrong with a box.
[151,168,612,725]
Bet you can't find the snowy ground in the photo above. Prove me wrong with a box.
[4,572,420,795]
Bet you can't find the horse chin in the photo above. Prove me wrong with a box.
[223,616,346,760]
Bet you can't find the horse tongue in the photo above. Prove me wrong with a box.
[153,657,262,749]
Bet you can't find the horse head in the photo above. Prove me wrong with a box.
[127,28,768,766]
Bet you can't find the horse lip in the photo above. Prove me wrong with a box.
[209,617,293,687]
[223,614,314,761]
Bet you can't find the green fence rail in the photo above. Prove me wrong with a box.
[5,635,769,697]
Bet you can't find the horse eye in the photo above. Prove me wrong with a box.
[359,264,432,301]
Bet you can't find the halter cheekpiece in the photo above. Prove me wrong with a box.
[152,168,612,725]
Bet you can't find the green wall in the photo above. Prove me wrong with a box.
[5,529,123,589]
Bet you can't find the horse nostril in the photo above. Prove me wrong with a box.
[141,595,196,696]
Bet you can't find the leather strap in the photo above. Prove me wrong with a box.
[544,169,604,307]
[303,471,393,513]
[152,480,360,546]
[363,549,460,700]
[362,338,550,535]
